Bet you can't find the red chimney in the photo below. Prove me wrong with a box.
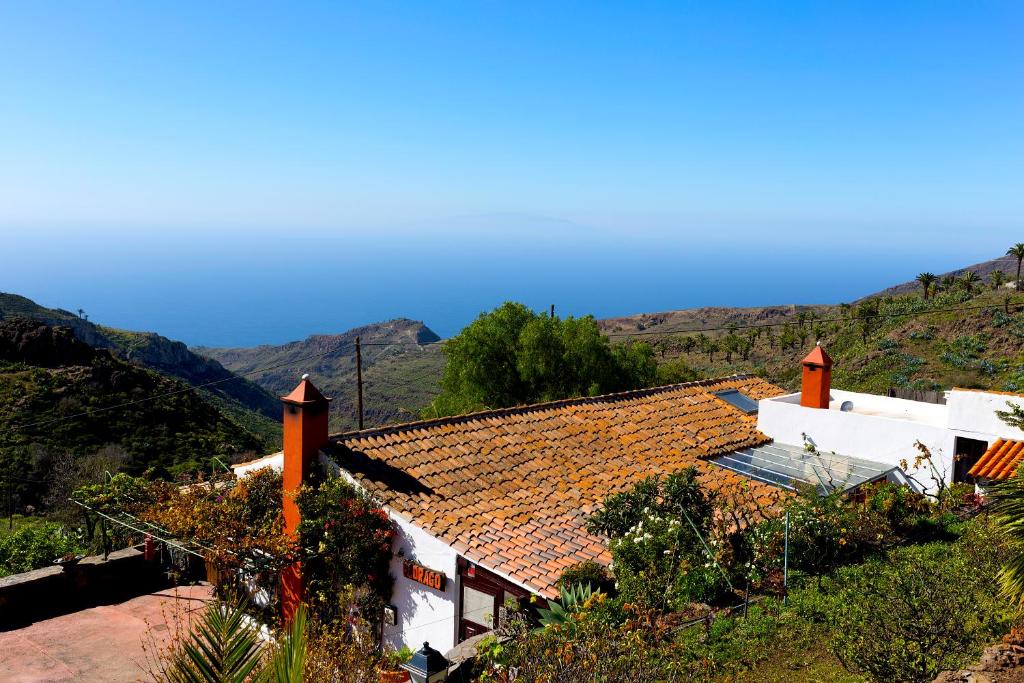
[280,374,330,624]
[800,343,833,409]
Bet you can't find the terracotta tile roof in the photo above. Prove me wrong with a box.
[324,375,789,598]
[969,438,1024,480]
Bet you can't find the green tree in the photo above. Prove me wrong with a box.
[915,272,937,300]
[656,357,701,385]
[856,300,880,344]
[940,274,957,293]
[1008,243,1024,292]
[959,270,981,295]
[990,269,1007,290]
[989,402,1024,606]
[426,302,657,416]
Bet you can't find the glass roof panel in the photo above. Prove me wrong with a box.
[714,389,759,414]
[711,442,897,494]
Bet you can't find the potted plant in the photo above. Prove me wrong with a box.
[378,646,413,683]
[54,552,84,572]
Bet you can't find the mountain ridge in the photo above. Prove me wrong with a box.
[0,293,281,431]
[196,319,442,431]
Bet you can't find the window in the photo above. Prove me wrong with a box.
[462,585,499,628]
[714,389,759,414]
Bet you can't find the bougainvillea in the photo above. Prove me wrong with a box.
[295,476,395,623]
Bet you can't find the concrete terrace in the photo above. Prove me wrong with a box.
[0,584,213,683]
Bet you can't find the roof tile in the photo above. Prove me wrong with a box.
[325,375,787,597]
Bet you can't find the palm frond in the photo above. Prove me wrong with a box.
[167,598,265,683]
[989,470,1024,606]
[262,606,307,683]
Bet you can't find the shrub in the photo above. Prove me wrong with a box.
[557,560,614,594]
[295,476,395,623]
[829,521,1012,683]
[0,522,82,576]
[477,594,681,682]
[747,487,890,582]
[587,469,730,610]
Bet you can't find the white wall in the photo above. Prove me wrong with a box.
[232,452,283,477]
[947,391,1024,439]
[757,394,953,492]
[383,514,460,653]
[323,456,460,654]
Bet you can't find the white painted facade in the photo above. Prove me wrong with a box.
[382,511,460,653]
[757,388,1024,492]
[299,453,461,653]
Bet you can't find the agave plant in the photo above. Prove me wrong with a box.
[536,583,597,629]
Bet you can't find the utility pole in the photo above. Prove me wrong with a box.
[355,337,364,430]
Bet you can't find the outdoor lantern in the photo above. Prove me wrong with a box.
[401,641,449,683]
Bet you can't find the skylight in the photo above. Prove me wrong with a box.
[711,442,901,494]
[715,389,759,414]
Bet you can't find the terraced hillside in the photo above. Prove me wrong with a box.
[604,285,1024,396]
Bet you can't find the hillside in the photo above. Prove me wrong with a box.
[0,293,281,445]
[606,283,1024,397]
[197,319,442,431]
[0,318,269,503]
[199,258,1024,433]
[870,254,1020,298]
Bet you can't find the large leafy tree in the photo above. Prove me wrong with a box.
[426,302,657,416]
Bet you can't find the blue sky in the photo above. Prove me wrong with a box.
[1,3,1023,344]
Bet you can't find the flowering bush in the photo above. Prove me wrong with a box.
[588,468,730,610]
[746,487,890,584]
[295,476,395,623]
[477,593,682,682]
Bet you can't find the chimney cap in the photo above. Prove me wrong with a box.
[801,344,833,368]
[281,376,331,406]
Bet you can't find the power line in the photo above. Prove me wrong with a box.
[10,296,1018,432]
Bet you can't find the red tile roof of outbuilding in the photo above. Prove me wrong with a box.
[969,438,1024,481]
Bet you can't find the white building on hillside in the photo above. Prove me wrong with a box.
[756,344,1024,492]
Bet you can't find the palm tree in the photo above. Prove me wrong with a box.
[959,271,981,295]
[1008,243,1024,291]
[160,599,307,683]
[940,274,957,293]
[992,473,1024,607]
[990,269,1007,290]
[915,273,937,300]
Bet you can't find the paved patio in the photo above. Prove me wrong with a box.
[0,583,214,682]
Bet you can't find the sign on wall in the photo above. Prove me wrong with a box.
[403,559,446,591]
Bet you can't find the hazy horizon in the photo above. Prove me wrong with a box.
[3,222,1012,347]
[2,3,1021,345]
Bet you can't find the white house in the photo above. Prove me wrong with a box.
[233,352,1024,654]
[756,344,1024,492]
[235,374,796,653]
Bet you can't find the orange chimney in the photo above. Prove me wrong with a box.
[800,343,833,409]
[280,374,330,624]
